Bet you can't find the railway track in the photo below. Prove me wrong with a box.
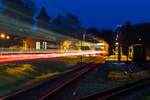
[0,57,105,100]
[77,73,150,100]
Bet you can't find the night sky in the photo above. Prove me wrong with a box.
[33,0,150,30]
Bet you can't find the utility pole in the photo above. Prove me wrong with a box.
[80,32,86,64]
[117,24,122,63]
[83,33,86,43]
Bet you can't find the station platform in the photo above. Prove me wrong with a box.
[106,54,131,61]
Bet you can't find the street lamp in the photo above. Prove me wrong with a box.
[0,33,10,40]
[6,35,10,40]
[0,33,5,39]
[115,42,119,45]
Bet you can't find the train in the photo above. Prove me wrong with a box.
[128,44,146,62]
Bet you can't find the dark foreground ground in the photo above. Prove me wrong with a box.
[1,56,150,100]
[0,56,102,97]
[48,61,150,100]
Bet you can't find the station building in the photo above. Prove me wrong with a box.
[0,0,108,53]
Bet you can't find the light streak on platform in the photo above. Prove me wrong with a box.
[0,51,106,63]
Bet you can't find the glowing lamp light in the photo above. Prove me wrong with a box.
[0,33,5,39]
[6,35,10,40]
[97,43,104,45]
[115,42,119,45]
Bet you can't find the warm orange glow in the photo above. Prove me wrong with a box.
[0,33,5,39]
[6,35,10,40]
[115,42,119,45]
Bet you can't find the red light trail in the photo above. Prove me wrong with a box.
[0,51,105,63]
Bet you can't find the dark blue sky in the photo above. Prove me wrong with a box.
[33,0,150,30]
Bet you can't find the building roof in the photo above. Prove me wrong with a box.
[0,0,86,42]
[36,8,50,21]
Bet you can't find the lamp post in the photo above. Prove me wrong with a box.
[0,33,10,40]
[0,33,10,48]
[80,32,86,64]
[117,24,122,63]
[6,35,10,40]
[0,33,5,39]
